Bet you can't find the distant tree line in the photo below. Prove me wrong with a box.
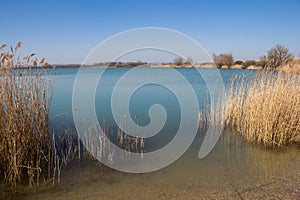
[212,44,294,69]
[173,57,193,66]
[212,53,234,68]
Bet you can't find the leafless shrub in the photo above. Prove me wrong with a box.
[185,57,193,65]
[263,44,294,69]
[212,53,234,68]
[173,57,183,66]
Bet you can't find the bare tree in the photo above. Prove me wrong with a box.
[266,44,293,69]
[212,53,234,68]
[259,55,267,61]
[222,53,234,68]
[212,53,222,68]
[185,57,193,65]
[173,57,183,66]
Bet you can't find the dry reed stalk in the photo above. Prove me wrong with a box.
[225,71,300,147]
[0,42,133,191]
[277,63,300,75]
[0,43,82,190]
[0,42,54,189]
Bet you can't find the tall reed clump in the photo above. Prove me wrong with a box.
[277,62,300,76]
[225,71,300,147]
[0,42,54,189]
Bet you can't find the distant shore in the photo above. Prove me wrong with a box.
[49,57,300,70]
[4,57,299,71]
[29,62,262,69]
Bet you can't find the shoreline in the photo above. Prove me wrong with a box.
[8,60,300,70]
[3,57,300,71]
[2,63,262,70]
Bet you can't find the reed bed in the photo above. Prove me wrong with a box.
[0,43,52,189]
[0,43,82,190]
[0,40,145,191]
[277,63,300,75]
[225,71,300,147]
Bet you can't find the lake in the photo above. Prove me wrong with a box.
[4,67,300,199]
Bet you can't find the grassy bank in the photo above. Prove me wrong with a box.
[225,70,300,147]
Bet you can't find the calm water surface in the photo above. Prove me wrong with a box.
[4,68,300,199]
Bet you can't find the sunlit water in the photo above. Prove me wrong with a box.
[2,68,299,199]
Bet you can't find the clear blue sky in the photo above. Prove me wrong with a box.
[1,0,300,64]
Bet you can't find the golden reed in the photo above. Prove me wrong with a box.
[225,70,300,147]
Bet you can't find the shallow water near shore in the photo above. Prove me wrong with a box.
[12,133,300,200]
[2,68,299,199]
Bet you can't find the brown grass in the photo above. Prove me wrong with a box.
[277,62,300,75]
[0,42,146,191]
[0,43,78,190]
[0,43,52,189]
[225,71,300,147]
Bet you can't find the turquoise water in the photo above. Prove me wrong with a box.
[4,68,299,199]
[50,67,247,124]
[49,67,249,152]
